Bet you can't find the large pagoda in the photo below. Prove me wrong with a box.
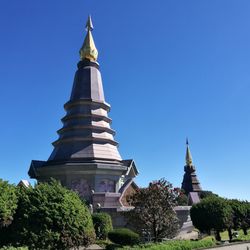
[28,16,138,212]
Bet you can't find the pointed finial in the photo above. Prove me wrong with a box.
[185,138,193,166]
[86,15,94,31]
[79,15,98,61]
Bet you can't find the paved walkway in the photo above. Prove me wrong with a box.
[175,215,199,240]
[86,244,104,250]
[203,242,250,250]
[70,244,104,250]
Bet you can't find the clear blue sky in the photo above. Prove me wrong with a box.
[1,1,250,200]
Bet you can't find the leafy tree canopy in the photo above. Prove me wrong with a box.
[126,179,179,242]
[175,188,188,206]
[190,196,233,241]
[228,199,250,235]
[199,190,219,200]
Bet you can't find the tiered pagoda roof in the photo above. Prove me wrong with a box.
[181,139,202,195]
[47,15,122,164]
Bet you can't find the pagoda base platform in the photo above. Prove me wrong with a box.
[28,159,139,211]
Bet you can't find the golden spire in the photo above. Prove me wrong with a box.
[185,138,193,166]
[79,15,98,61]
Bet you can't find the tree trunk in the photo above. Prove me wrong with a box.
[228,228,233,241]
[153,220,158,242]
[243,228,248,235]
[215,230,221,241]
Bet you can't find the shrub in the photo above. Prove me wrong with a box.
[92,212,113,240]
[0,180,18,247]
[0,179,18,227]
[9,180,95,249]
[108,228,140,246]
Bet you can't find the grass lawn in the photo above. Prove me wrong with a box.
[107,239,215,250]
[221,229,250,241]
[111,230,250,250]
[203,229,250,242]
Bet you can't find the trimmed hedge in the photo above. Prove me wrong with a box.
[108,228,140,246]
[92,212,113,240]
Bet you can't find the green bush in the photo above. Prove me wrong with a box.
[0,180,18,247]
[0,179,18,227]
[9,180,95,249]
[92,212,113,240]
[108,228,140,246]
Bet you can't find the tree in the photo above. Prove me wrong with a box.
[126,179,179,242]
[175,188,188,206]
[9,180,95,249]
[199,190,218,200]
[0,179,18,228]
[190,196,233,241]
[229,199,250,236]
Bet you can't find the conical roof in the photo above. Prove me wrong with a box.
[181,139,202,194]
[185,139,193,166]
[48,16,122,163]
[79,15,98,61]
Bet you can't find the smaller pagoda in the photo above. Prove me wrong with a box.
[181,139,202,200]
